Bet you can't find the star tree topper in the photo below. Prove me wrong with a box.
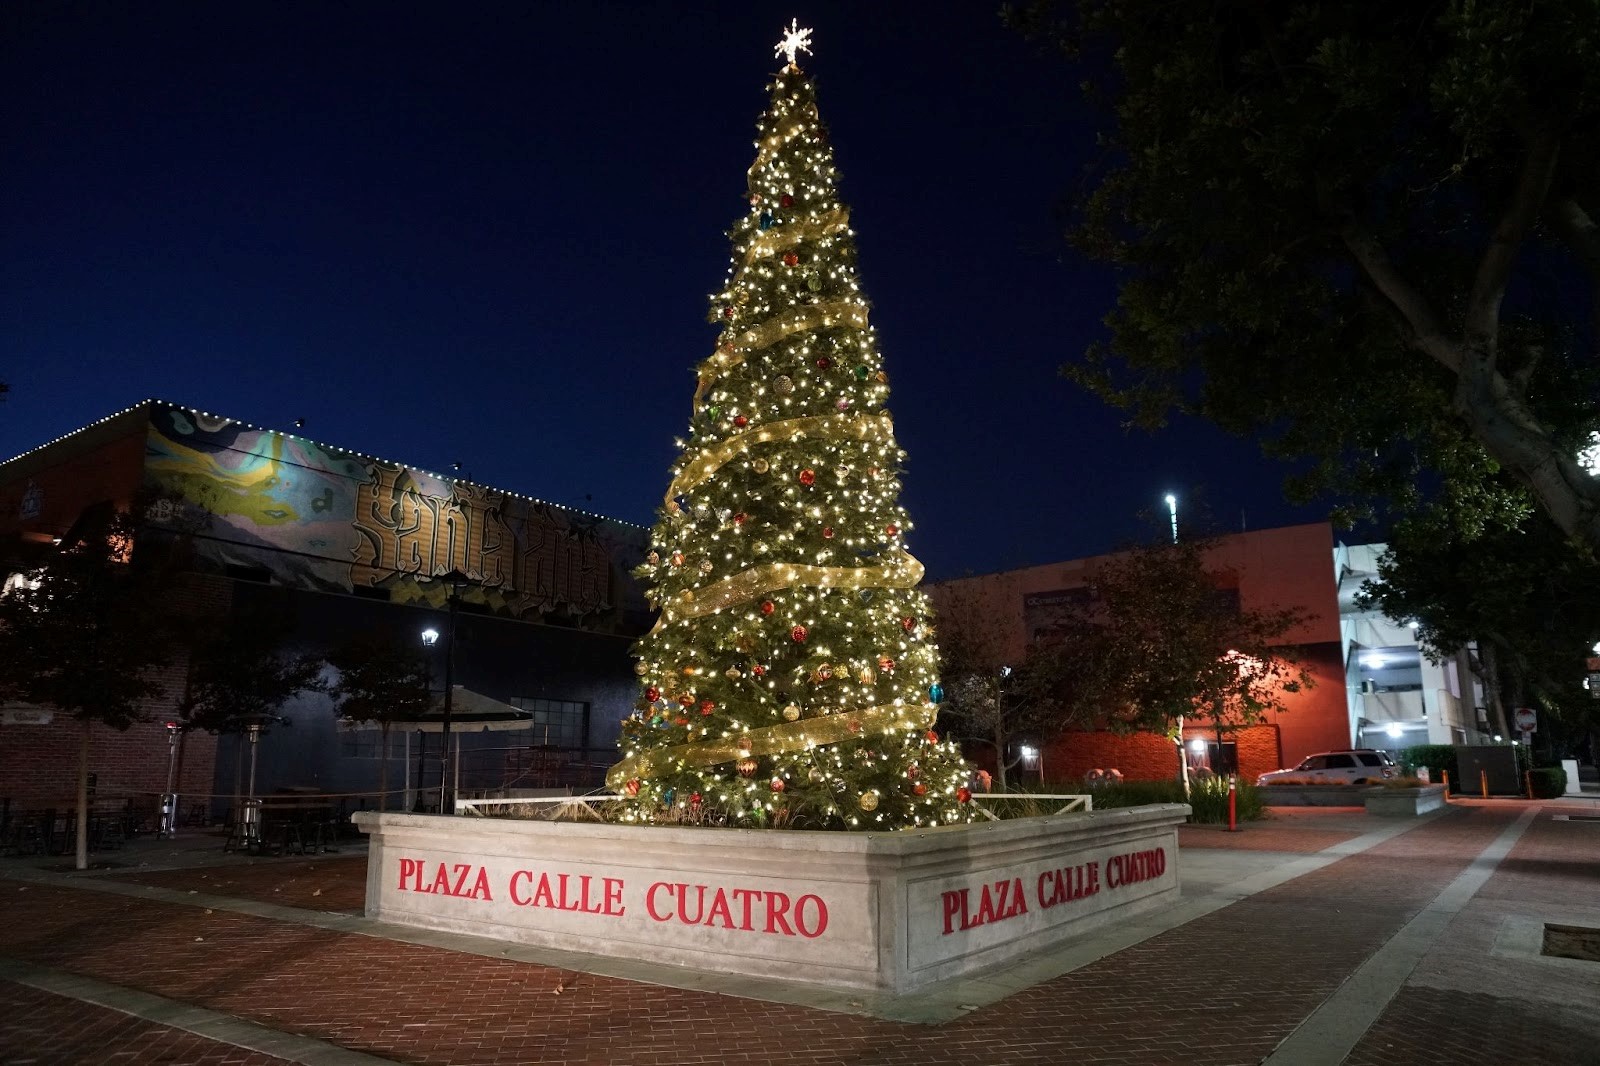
[775,19,813,69]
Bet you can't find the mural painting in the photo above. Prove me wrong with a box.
[143,406,645,622]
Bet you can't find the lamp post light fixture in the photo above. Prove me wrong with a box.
[420,627,439,647]
[436,569,472,813]
[1164,493,1178,543]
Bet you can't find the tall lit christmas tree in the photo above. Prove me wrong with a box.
[610,23,975,831]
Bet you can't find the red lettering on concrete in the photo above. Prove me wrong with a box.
[764,890,795,936]
[646,881,672,922]
[706,887,735,929]
[398,857,419,891]
[794,894,828,938]
[604,877,625,917]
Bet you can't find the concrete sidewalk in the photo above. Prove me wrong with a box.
[2,800,1597,1065]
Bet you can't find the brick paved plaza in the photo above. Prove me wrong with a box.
[2,800,1597,1065]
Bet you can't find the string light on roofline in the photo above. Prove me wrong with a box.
[0,398,644,528]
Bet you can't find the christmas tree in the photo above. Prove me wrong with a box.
[609,23,975,831]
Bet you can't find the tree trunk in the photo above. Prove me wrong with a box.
[75,720,90,871]
[1176,715,1191,800]
[1478,643,1512,739]
[379,722,390,812]
[992,722,1008,792]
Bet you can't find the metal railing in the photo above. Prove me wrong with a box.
[454,794,620,822]
[967,792,1093,822]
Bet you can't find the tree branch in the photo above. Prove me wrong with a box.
[1465,129,1561,346]
[1340,223,1462,371]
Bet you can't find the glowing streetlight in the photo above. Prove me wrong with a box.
[420,628,439,647]
[1164,493,1178,543]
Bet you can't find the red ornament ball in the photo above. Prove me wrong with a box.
[644,686,661,702]
[925,730,940,745]
[901,616,917,632]
[913,782,928,796]
[770,777,786,793]
[878,656,895,672]
[733,414,748,428]
[798,468,816,486]
[699,699,716,716]
[760,600,776,616]
[815,356,832,369]
[907,763,921,779]
[957,787,973,804]
[752,663,766,676]
[733,512,748,525]
[791,625,809,643]
[885,523,899,536]
[673,716,689,726]
[690,792,702,806]
[722,307,735,318]
[822,526,834,539]
[780,193,794,207]
[624,778,642,796]
[783,252,799,266]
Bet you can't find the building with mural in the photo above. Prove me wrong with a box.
[0,400,653,825]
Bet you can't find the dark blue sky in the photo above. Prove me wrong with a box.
[1,2,1330,580]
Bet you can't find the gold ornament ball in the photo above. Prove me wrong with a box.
[633,661,649,676]
[725,666,742,681]
[858,791,880,812]
[782,703,801,721]
[752,458,770,474]
[698,559,714,575]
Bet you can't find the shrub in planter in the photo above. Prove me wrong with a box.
[1185,775,1265,824]
[1528,767,1567,798]
[1399,744,1458,784]
[1380,776,1427,789]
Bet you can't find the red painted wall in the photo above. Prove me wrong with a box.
[932,523,1351,781]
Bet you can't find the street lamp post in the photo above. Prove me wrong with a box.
[436,570,471,813]
[418,627,439,812]
[1165,493,1178,543]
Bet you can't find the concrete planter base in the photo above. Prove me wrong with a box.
[353,803,1188,995]
[1259,785,1373,807]
[1364,784,1448,816]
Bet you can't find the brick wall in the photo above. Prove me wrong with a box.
[0,572,231,816]
[1042,724,1286,785]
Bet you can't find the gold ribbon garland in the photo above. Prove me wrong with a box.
[607,701,938,791]
[748,111,810,178]
[693,298,869,408]
[739,205,849,268]
[665,410,893,507]
[648,549,925,633]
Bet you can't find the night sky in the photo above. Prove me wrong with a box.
[2,2,1331,580]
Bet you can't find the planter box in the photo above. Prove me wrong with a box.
[353,803,1188,995]
[1259,785,1373,807]
[1364,784,1448,817]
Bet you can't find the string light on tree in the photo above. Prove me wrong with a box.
[610,25,975,831]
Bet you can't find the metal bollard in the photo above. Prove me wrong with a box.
[1481,769,1489,798]
[1227,775,1238,832]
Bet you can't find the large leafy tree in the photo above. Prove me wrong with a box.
[0,508,187,869]
[1046,538,1311,783]
[1360,507,1600,750]
[328,634,431,811]
[1009,0,1600,552]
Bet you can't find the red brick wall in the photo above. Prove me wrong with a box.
[0,573,231,815]
[1042,724,1285,785]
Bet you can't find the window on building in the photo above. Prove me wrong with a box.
[509,697,589,749]
[1205,742,1238,774]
